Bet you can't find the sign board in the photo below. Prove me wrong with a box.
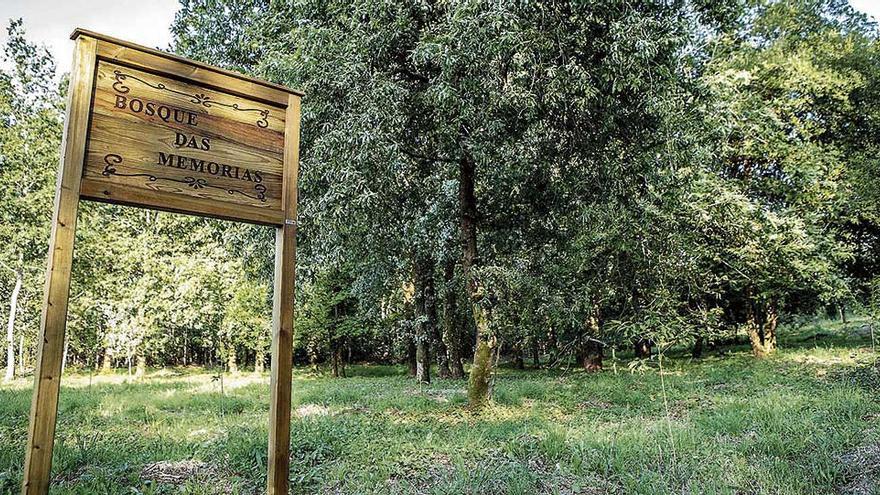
[83,60,288,224]
[22,30,302,495]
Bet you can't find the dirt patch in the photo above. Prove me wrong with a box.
[297,404,332,417]
[139,459,233,492]
[838,442,880,495]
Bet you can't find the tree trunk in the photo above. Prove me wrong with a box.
[442,256,465,379]
[513,345,525,370]
[135,353,146,378]
[582,340,603,371]
[460,151,494,408]
[414,256,432,384]
[581,306,603,371]
[427,264,449,379]
[331,339,344,378]
[406,338,417,377]
[747,300,778,357]
[531,339,540,368]
[61,332,69,375]
[227,347,239,375]
[692,336,704,359]
[101,347,113,374]
[19,335,25,375]
[634,338,653,358]
[4,267,22,382]
[338,343,347,378]
[254,350,265,374]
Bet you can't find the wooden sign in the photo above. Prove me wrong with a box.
[83,60,288,224]
[22,30,302,495]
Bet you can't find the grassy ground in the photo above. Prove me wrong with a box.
[0,319,878,494]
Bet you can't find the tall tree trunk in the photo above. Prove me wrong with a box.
[442,256,465,379]
[331,340,341,378]
[513,344,525,370]
[19,335,25,375]
[460,151,494,408]
[414,256,432,384]
[101,347,113,374]
[227,347,238,375]
[406,338,417,377]
[413,255,437,383]
[427,264,449,379]
[135,352,146,378]
[4,267,22,382]
[747,300,778,357]
[531,339,540,368]
[336,342,347,378]
[581,306,603,371]
[61,332,69,375]
[254,350,265,374]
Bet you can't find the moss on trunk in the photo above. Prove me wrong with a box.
[467,336,492,409]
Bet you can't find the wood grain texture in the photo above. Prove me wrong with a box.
[71,27,303,101]
[21,35,97,495]
[80,60,286,225]
[267,95,301,495]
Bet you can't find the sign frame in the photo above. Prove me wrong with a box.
[21,29,303,495]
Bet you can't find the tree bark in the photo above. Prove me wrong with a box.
[581,340,603,371]
[414,256,432,384]
[227,347,239,375]
[135,353,146,378]
[513,344,525,370]
[61,333,69,375]
[19,335,25,375]
[442,256,465,379]
[4,267,22,382]
[427,264,449,379]
[331,339,346,378]
[581,306,603,371]
[634,338,653,358]
[460,151,494,408]
[406,338,417,377]
[331,343,340,378]
[531,339,540,368]
[747,300,778,357]
[254,350,265,374]
[101,347,113,374]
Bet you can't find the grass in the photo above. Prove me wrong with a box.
[0,318,877,494]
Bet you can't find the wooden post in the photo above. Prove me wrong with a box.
[267,94,301,495]
[22,35,96,495]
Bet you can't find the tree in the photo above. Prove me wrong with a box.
[0,19,61,380]
[703,0,878,355]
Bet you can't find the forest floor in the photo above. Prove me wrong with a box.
[0,319,878,495]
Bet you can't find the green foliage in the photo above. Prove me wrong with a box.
[3,0,880,378]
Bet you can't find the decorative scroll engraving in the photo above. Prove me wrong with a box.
[102,154,267,202]
[112,70,270,128]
